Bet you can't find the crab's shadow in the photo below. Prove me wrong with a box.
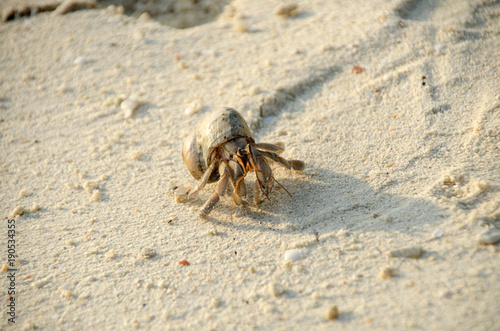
[181,165,448,237]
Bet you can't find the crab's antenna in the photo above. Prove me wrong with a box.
[253,168,292,198]
[253,170,271,201]
[270,173,292,197]
[230,197,234,222]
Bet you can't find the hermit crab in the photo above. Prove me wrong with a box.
[174,107,305,217]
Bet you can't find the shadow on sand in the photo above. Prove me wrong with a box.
[179,164,448,239]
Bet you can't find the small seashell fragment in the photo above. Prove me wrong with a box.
[121,96,140,119]
[74,56,88,66]
[326,305,339,320]
[138,12,151,22]
[388,246,422,259]
[477,228,500,245]
[434,44,445,53]
[139,248,157,260]
[105,249,116,260]
[129,151,143,161]
[83,180,99,193]
[262,303,276,314]
[233,19,250,33]
[432,228,444,239]
[158,280,167,289]
[275,4,298,17]
[352,65,365,74]
[211,298,221,308]
[268,282,285,297]
[284,248,305,261]
[90,190,101,201]
[178,259,189,266]
[249,86,261,95]
[30,204,40,212]
[380,266,397,279]
[185,100,202,116]
[11,206,26,217]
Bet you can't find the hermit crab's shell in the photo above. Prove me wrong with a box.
[182,107,254,181]
[198,107,255,163]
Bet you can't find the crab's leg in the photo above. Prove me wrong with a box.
[289,160,305,171]
[254,179,263,205]
[227,160,248,205]
[251,142,285,154]
[258,150,305,171]
[200,168,229,217]
[177,160,217,199]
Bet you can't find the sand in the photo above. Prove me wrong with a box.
[1,0,499,329]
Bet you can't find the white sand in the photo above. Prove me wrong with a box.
[1,0,499,329]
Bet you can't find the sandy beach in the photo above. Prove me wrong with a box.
[1,0,499,329]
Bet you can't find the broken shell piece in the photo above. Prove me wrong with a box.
[105,249,116,260]
[326,305,339,320]
[233,19,249,33]
[284,248,306,261]
[388,246,422,259]
[11,206,26,218]
[90,190,101,201]
[380,266,397,279]
[477,228,500,245]
[185,100,202,116]
[138,248,157,260]
[275,4,298,17]
[83,180,99,193]
[268,282,285,297]
[432,228,444,239]
[121,96,140,119]
[73,56,88,66]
